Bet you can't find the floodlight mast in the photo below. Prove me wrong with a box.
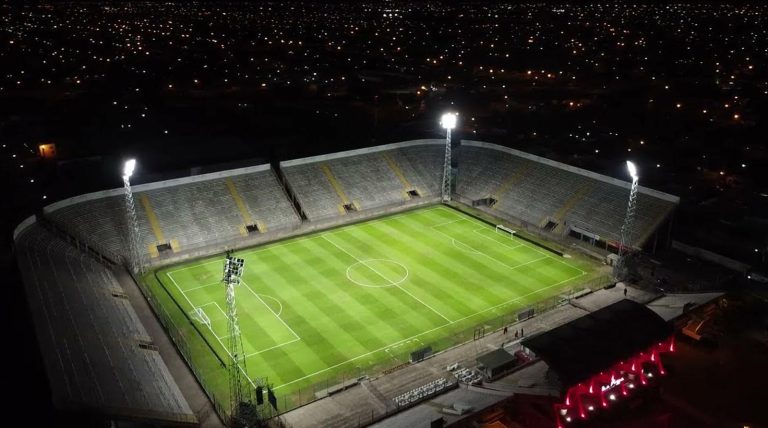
[122,159,144,274]
[223,256,250,420]
[615,161,639,281]
[441,113,457,203]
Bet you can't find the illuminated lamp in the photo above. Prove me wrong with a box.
[440,112,457,130]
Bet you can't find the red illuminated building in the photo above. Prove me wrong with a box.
[522,299,674,427]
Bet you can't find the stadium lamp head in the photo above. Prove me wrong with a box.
[626,160,638,180]
[441,112,457,130]
[123,159,136,178]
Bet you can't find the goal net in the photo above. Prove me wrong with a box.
[192,307,212,329]
[495,225,516,239]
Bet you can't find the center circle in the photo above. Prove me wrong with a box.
[346,259,409,288]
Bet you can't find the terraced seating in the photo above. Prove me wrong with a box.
[46,166,300,257]
[46,195,129,258]
[281,141,444,221]
[16,224,193,421]
[281,163,345,220]
[228,170,301,232]
[392,144,443,196]
[457,142,677,247]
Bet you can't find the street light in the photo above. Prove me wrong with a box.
[122,158,143,274]
[440,112,457,203]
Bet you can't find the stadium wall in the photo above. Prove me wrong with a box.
[13,214,37,241]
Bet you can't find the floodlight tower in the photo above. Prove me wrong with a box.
[615,161,639,281]
[440,112,457,203]
[223,255,249,417]
[122,159,144,274]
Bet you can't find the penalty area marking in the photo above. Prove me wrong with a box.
[255,293,285,317]
[452,238,481,254]
[346,259,409,288]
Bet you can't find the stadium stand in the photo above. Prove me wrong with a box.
[44,195,129,259]
[15,221,194,423]
[15,138,679,425]
[280,140,444,220]
[457,141,678,248]
[45,164,300,258]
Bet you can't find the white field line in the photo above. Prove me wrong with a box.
[432,224,548,272]
[167,205,586,393]
[169,273,233,354]
[473,227,523,250]
[430,217,466,229]
[273,269,587,390]
[321,234,454,323]
[167,271,256,389]
[241,279,301,341]
[195,287,297,356]
[213,302,228,319]
[452,238,481,254]
[244,337,301,358]
[257,293,284,317]
[167,206,444,275]
[434,207,586,275]
[181,281,222,293]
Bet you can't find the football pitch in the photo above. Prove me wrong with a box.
[149,206,600,408]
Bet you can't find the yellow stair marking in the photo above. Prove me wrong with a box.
[491,162,532,202]
[320,163,351,205]
[225,178,255,227]
[383,153,413,189]
[147,244,159,258]
[550,183,593,233]
[138,194,166,244]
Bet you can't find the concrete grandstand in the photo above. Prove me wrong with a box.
[14,139,678,426]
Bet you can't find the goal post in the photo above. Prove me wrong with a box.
[192,307,212,329]
[495,224,516,239]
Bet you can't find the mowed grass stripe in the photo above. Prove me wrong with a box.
[325,227,460,322]
[279,239,393,351]
[249,241,366,365]
[155,206,597,400]
[321,232,451,325]
[378,215,541,309]
[336,223,475,320]
[348,221,500,319]
[300,238,429,344]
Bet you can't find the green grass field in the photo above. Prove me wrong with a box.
[148,205,602,410]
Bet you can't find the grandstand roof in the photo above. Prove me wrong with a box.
[522,299,672,386]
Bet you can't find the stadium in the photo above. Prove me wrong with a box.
[14,134,680,427]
